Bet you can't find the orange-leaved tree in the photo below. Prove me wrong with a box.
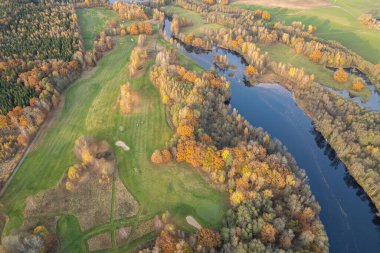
[333,67,348,83]
[244,65,256,77]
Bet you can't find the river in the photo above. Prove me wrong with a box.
[163,16,380,252]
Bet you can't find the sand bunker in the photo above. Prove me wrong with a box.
[115,140,130,151]
[186,216,202,230]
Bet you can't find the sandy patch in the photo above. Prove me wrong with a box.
[186,216,202,230]
[115,140,130,151]
[116,227,131,246]
[233,0,332,9]
[87,232,112,251]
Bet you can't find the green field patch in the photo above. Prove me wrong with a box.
[195,201,224,225]
[57,215,87,253]
[77,7,119,51]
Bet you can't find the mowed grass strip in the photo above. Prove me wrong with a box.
[232,0,380,64]
[77,7,119,51]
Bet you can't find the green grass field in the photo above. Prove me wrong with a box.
[163,6,224,35]
[77,7,120,51]
[233,0,380,64]
[0,34,226,253]
[259,43,371,100]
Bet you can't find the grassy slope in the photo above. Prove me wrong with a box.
[1,27,226,253]
[77,7,119,51]
[232,0,380,64]
[259,43,371,100]
[163,5,224,35]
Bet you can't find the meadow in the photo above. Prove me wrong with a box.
[0,9,227,253]
[232,0,380,64]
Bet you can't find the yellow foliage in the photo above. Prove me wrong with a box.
[177,124,194,137]
[33,225,48,235]
[242,165,251,179]
[230,191,245,206]
[288,67,296,77]
[222,150,230,161]
[67,166,79,180]
[352,80,365,91]
[82,148,92,164]
[244,65,256,77]
[262,11,271,21]
[285,174,296,186]
[263,189,273,198]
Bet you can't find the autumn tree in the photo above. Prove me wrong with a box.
[196,228,221,250]
[177,124,194,138]
[309,50,322,62]
[262,11,271,21]
[151,150,163,164]
[156,231,176,253]
[351,78,365,91]
[162,149,173,162]
[244,65,256,77]
[333,67,348,83]
[260,223,277,243]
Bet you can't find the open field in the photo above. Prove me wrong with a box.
[259,43,371,100]
[233,0,380,64]
[163,5,224,35]
[77,7,119,51]
[232,0,332,9]
[0,31,227,252]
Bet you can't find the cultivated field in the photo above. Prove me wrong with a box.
[233,0,380,64]
[0,9,227,253]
